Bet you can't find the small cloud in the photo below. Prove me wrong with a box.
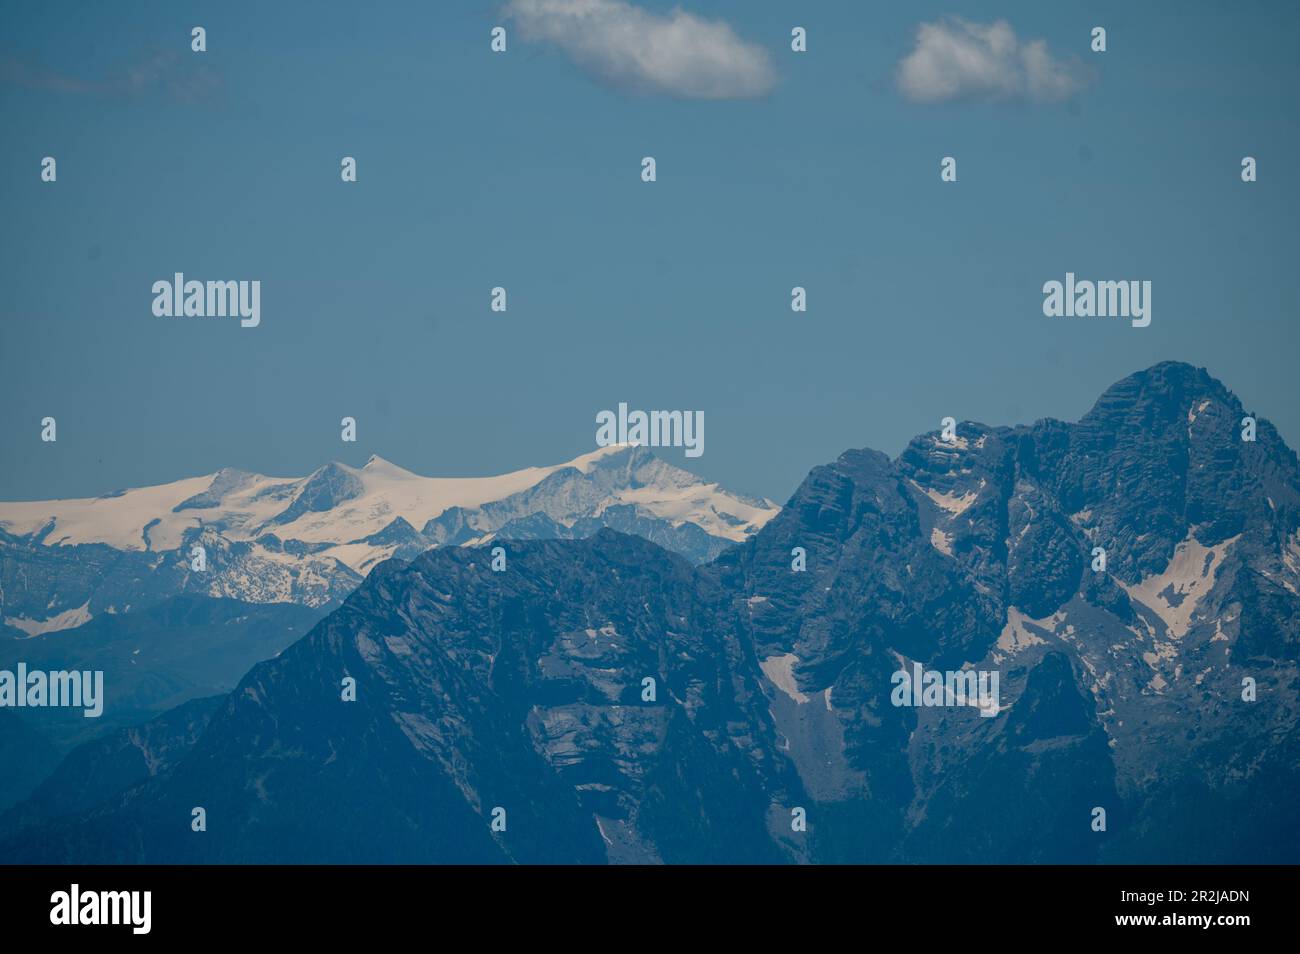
[896,18,1088,104]
[504,0,776,99]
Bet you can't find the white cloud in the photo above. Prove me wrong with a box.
[896,18,1087,104]
[504,0,776,99]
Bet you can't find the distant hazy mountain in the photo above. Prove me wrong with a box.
[4,363,1297,864]
[0,711,61,814]
[0,695,222,837]
[0,595,324,749]
[0,446,778,636]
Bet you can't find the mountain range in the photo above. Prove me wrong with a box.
[0,445,775,809]
[0,444,778,636]
[1,362,1297,863]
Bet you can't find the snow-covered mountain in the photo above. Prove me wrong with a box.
[0,446,777,636]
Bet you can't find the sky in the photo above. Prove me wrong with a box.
[2,0,1297,504]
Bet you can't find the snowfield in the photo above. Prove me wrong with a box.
[0,445,779,575]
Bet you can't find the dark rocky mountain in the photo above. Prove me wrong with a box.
[715,361,1299,863]
[1,536,803,863]
[3,362,1297,863]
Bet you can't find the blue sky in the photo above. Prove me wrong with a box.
[2,0,1297,502]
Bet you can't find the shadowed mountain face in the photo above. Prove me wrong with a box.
[3,362,1298,863]
[1,537,800,863]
